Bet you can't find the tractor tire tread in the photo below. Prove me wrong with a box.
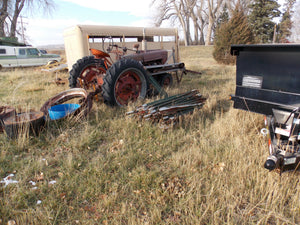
[102,58,149,106]
[68,56,105,88]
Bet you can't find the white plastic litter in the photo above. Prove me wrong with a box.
[29,181,36,186]
[49,180,56,185]
[0,174,18,187]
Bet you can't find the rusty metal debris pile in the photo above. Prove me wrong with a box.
[1,88,206,138]
[126,90,206,125]
[40,88,93,120]
[0,88,93,139]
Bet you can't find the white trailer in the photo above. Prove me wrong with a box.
[63,25,179,71]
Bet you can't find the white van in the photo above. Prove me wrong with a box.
[0,45,61,68]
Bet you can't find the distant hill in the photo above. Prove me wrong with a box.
[37,44,65,51]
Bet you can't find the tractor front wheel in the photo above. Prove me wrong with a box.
[68,56,106,90]
[102,58,149,106]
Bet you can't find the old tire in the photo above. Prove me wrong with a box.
[102,58,149,106]
[47,60,58,65]
[68,56,106,89]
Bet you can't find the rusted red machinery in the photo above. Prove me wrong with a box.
[1,88,93,139]
[68,43,195,107]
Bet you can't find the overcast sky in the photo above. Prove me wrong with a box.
[20,0,288,47]
[21,0,155,46]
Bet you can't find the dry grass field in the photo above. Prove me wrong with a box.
[0,46,299,224]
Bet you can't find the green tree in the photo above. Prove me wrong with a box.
[216,3,229,28]
[248,0,281,43]
[277,0,296,43]
[213,7,255,64]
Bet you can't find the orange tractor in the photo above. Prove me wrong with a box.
[68,43,187,106]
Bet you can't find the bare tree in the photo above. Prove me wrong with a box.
[196,0,208,45]
[184,0,198,44]
[174,0,191,46]
[152,0,226,45]
[205,0,224,46]
[291,0,300,42]
[0,0,9,36]
[190,0,206,45]
[9,0,25,37]
[0,0,54,39]
[225,0,252,15]
[152,0,195,46]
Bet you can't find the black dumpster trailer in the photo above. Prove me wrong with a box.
[230,44,300,172]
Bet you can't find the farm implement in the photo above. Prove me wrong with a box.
[68,42,200,107]
[1,43,204,138]
[230,44,300,173]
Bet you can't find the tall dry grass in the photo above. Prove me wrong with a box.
[0,46,299,224]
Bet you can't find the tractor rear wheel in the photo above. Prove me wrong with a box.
[102,58,149,106]
[69,56,106,91]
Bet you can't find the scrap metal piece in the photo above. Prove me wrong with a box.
[41,63,68,73]
[127,90,206,126]
[3,111,45,139]
[0,106,16,132]
[40,88,93,119]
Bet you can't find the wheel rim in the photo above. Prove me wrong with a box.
[114,69,146,106]
[79,65,106,90]
[161,74,172,87]
[162,77,171,86]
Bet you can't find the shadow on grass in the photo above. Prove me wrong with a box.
[181,75,231,90]
[175,98,233,132]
